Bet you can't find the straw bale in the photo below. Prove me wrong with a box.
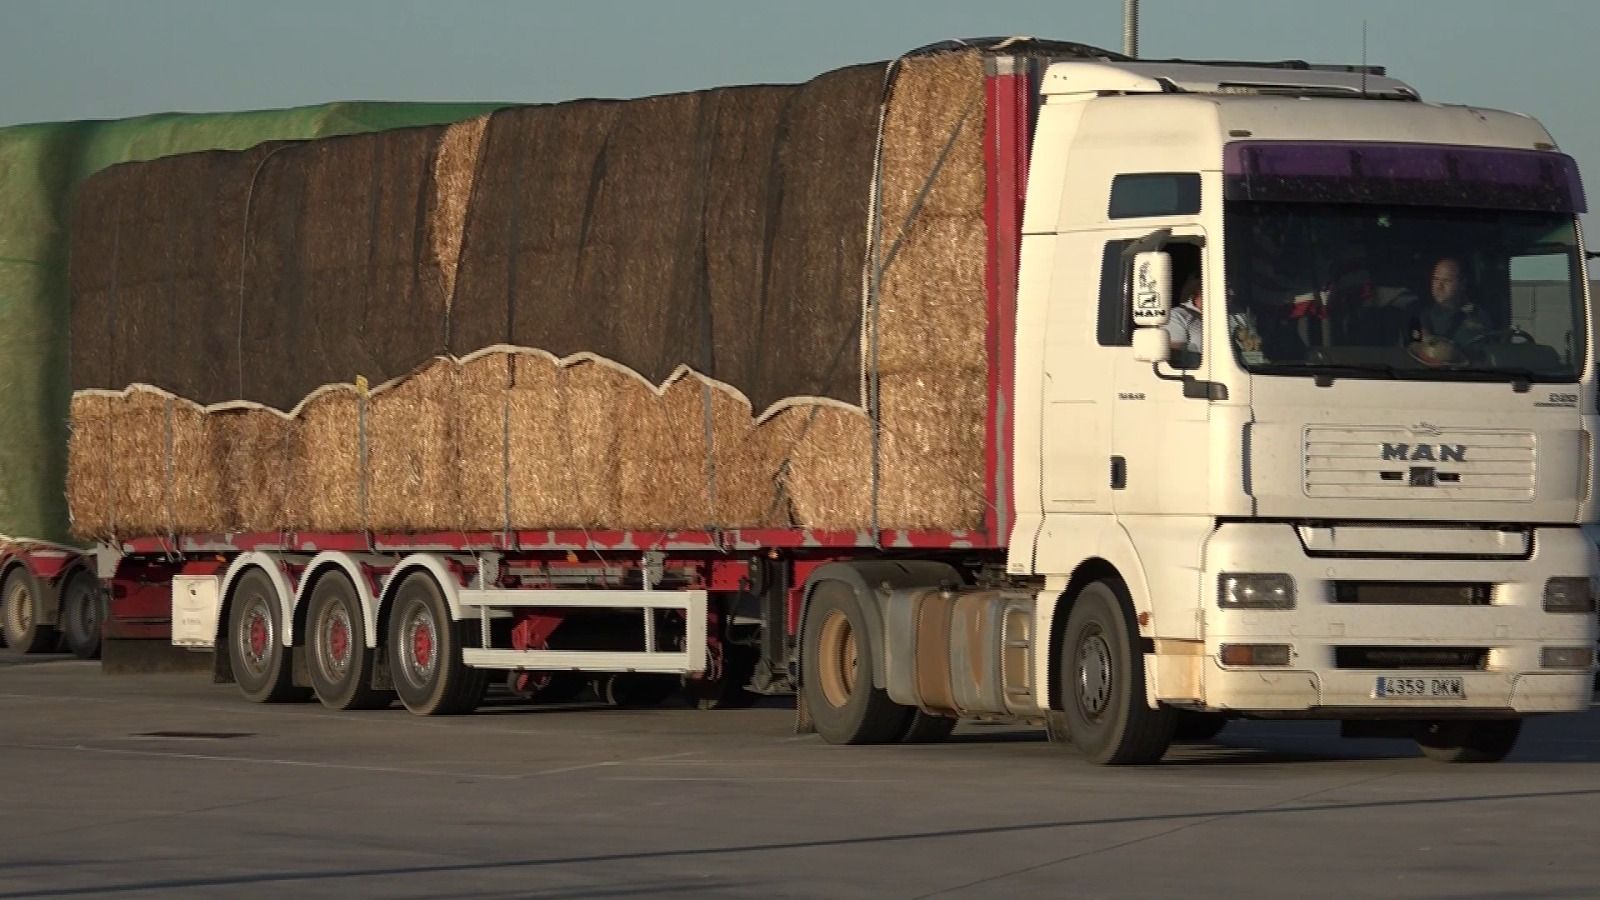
[549,361,637,527]
[65,394,116,541]
[240,128,450,411]
[877,368,988,529]
[365,358,460,532]
[163,400,225,533]
[878,50,986,228]
[212,408,296,533]
[102,390,171,537]
[616,376,712,530]
[449,101,624,354]
[700,86,792,398]
[453,352,512,531]
[875,215,988,376]
[782,404,874,529]
[69,145,282,398]
[427,116,490,306]
[706,389,783,527]
[758,64,885,410]
[504,352,568,528]
[292,388,363,532]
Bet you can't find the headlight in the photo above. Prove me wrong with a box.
[1542,577,1595,613]
[1219,573,1296,609]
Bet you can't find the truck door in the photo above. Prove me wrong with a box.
[1110,229,1212,517]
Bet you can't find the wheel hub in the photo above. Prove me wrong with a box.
[242,600,272,671]
[322,608,352,677]
[816,610,858,709]
[405,607,438,681]
[7,584,32,635]
[1076,631,1114,718]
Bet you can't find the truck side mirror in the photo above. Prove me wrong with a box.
[1132,327,1171,363]
[1130,250,1172,327]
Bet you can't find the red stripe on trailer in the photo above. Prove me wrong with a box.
[982,66,1029,549]
[122,527,996,557]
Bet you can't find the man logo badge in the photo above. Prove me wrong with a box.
[1381,443,1467,463]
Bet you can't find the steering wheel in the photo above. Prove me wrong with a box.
[1461,326,1534,348]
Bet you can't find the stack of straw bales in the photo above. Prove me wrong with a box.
[66,48,995,539]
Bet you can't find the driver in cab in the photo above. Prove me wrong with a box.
[1410,256,1491,365]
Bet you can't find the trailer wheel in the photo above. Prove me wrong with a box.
[307,572,392,711]
[2,568,57,654]
[801,580,913,744]
[1059,579,1174,765]
[1415,719,1521,763]
[228,568,310,702]
[60,570,104,660]
[387,572,487,715]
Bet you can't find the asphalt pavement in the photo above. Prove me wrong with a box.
[2,649,1598,899]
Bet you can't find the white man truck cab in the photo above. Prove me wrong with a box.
[998,59,1598,763]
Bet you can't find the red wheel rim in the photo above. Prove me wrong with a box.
[247,609,269,664]
[328,614,350,668]
[412,618,434,670]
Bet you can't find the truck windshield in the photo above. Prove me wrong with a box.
[1223,204,1587,383]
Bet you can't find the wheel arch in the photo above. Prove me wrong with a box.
[799,560,962,691]
[1044,557,1134,713]
[295,552,386,649]
[377,554,466,651]
[218,552,299,648]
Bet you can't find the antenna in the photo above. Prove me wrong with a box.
[1361,20,1368,97]
[1123,0,1139,59]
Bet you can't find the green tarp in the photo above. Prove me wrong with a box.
[0,102,503,544]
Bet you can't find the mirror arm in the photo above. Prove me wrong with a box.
[1151,362,1230,400]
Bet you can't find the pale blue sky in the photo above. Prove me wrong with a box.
[3,0,1596,205]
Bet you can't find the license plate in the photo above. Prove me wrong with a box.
[1373,676,1466,700]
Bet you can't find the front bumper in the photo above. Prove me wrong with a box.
[1190,523,1598,715]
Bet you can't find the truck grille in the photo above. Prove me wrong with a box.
[1332,581,1492,606]
[1303,427,1535,501]
[1334,646,1488,670]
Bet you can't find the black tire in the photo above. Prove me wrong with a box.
[2,568,58,654]
[227,568,310,703]
[1416,719,1522,763]
[1059,579,1174,765]
[1172,710,1228,743]
[900,710,958,743]
[387,572,488,715]
[683,643,762,710]
[306,572,392,711]
[801,580,913,744]
[599,674,677,707]
[60,570,104,660]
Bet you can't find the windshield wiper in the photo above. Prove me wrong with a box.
[1432,366,1541,392]
[1250,363,1404,386]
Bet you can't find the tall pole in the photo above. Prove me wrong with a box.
[1123,0,1139,58]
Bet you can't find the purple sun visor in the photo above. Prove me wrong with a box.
[1223,141,1586,213]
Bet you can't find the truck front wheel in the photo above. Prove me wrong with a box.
[386,572,487,716]
[1059,579,1174,765]
[1415,719,1521,763]
[801,580,912,744]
